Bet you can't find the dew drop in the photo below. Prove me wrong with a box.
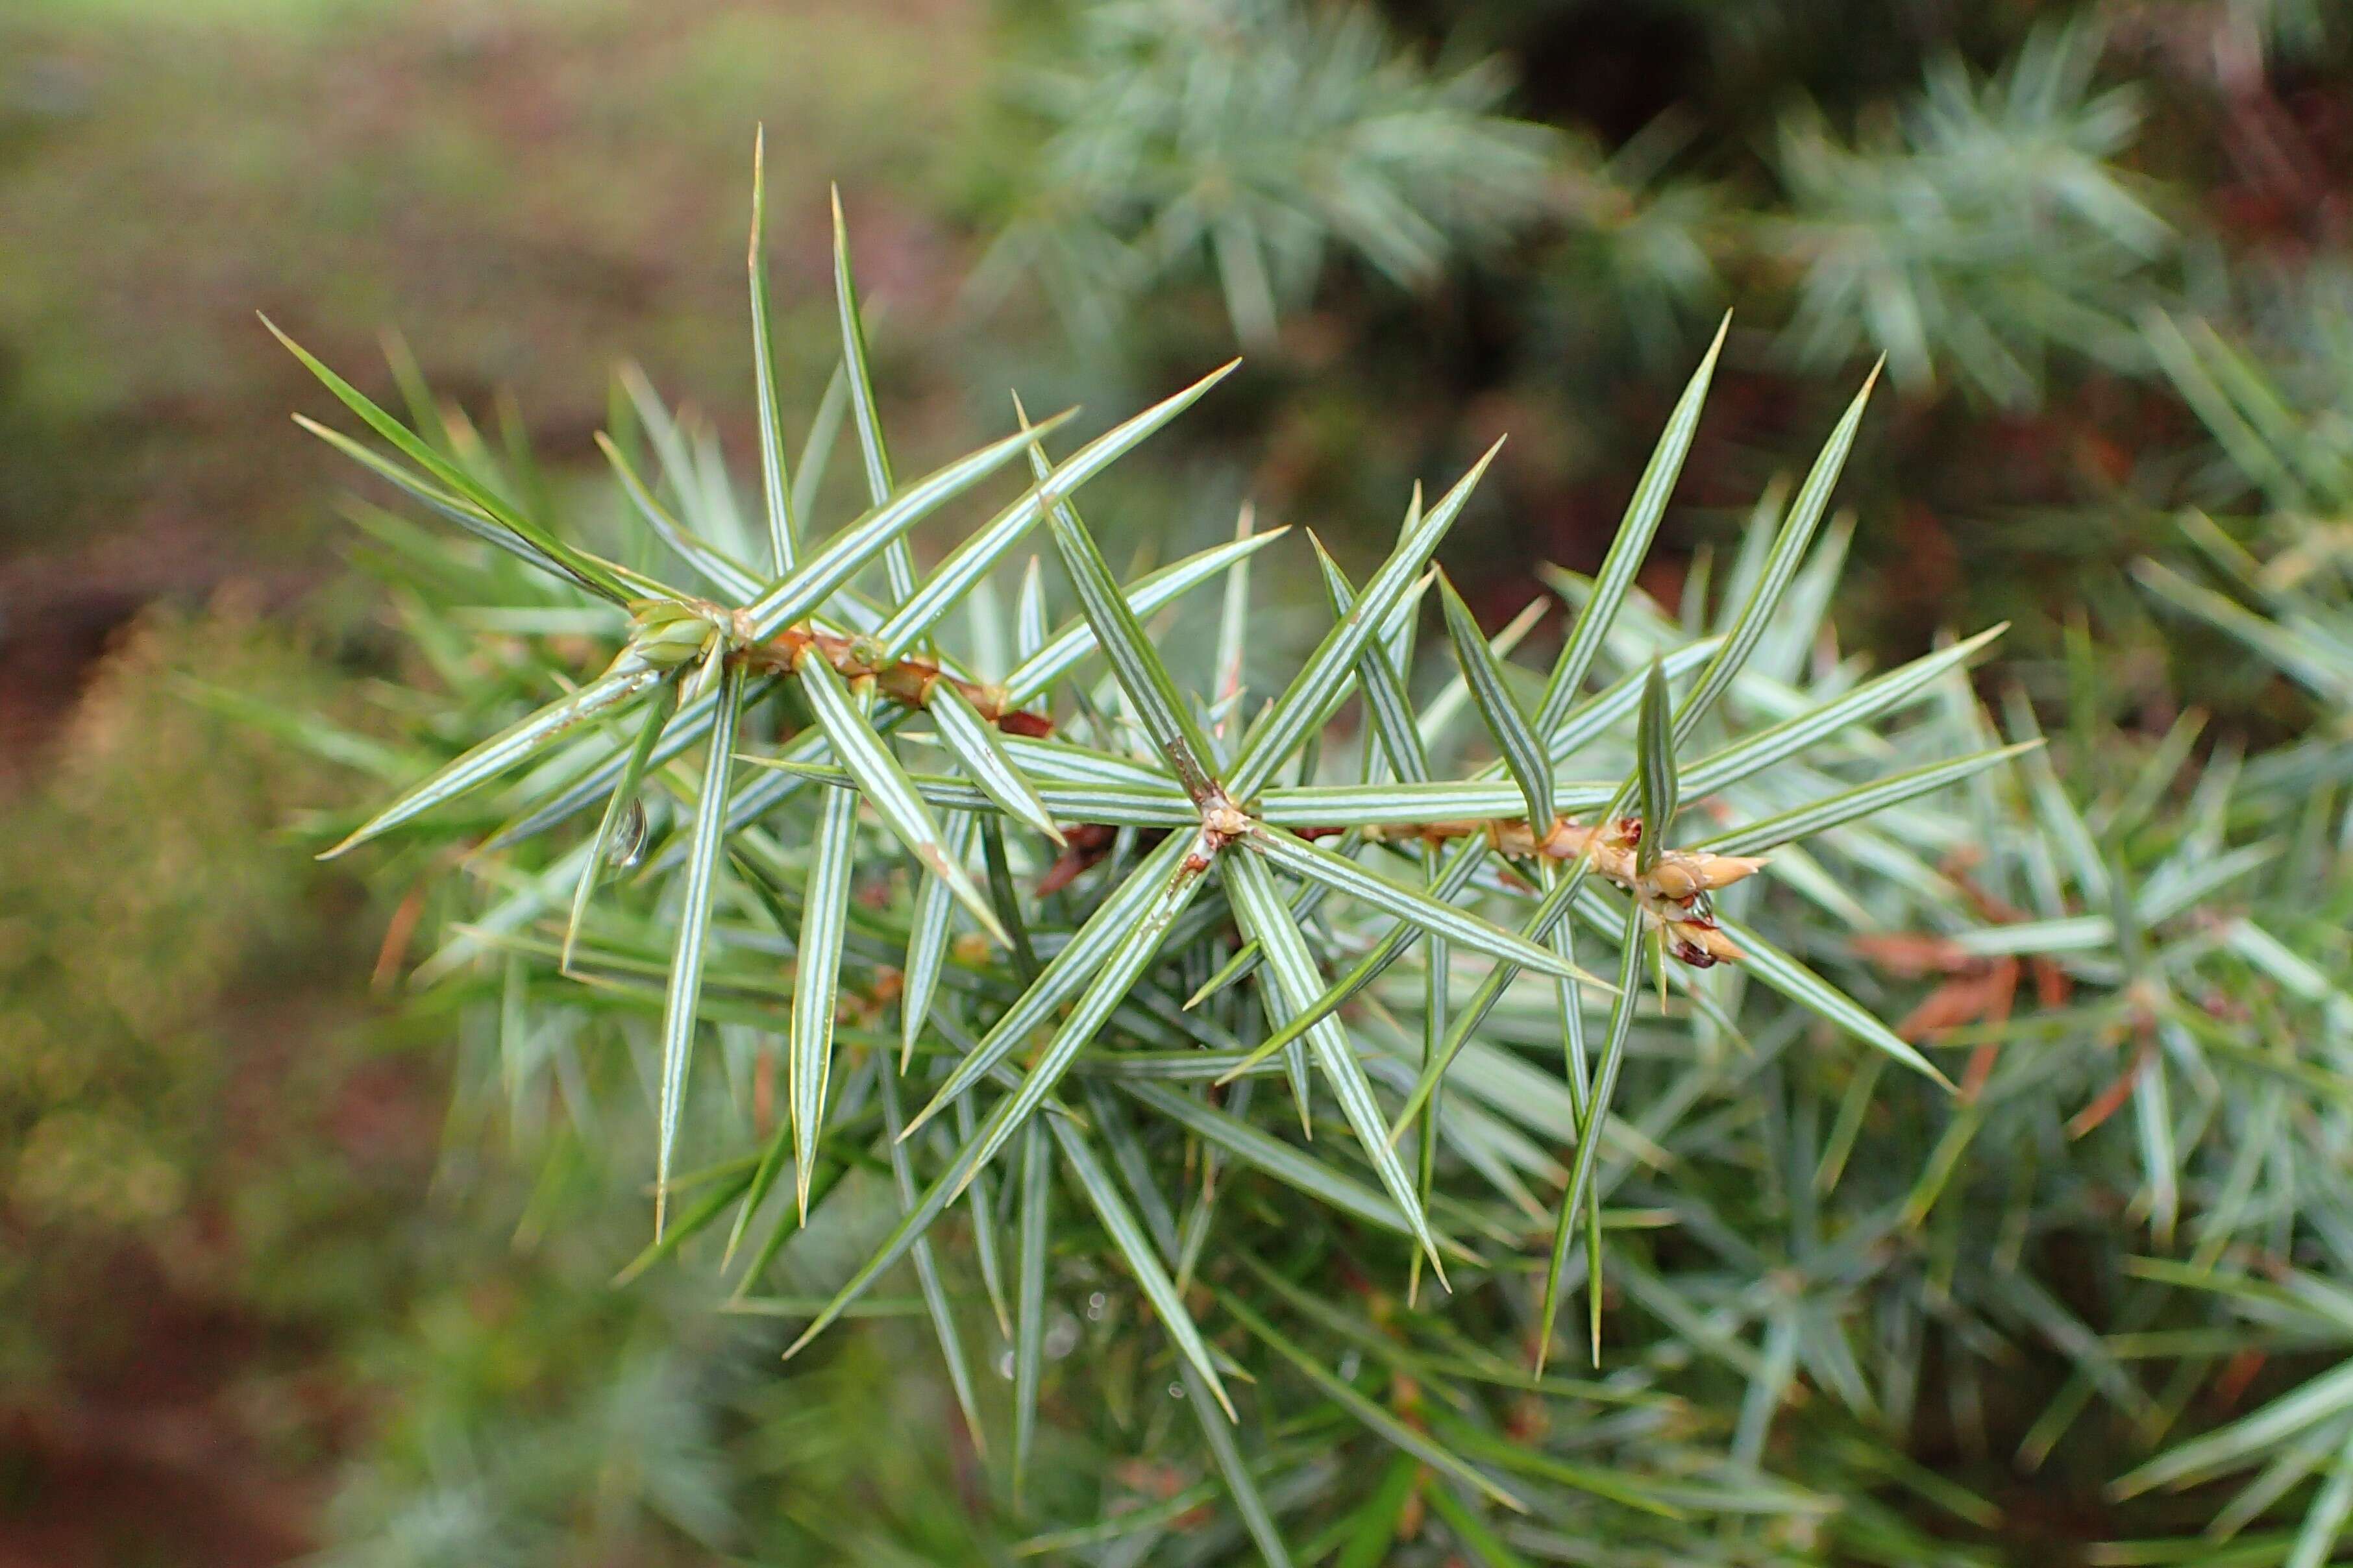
[606,798,648,868]
[1168,1382,1185,1400]
[994,1349,1015,1380]
[1085,1291,1107,1321]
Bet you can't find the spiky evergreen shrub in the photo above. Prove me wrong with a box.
[965,1,2254,691]
[1491,447,2352,1562]
[267,143,2074,1562]
[973,0,1557,347]
[2036,292,2353,1562]
[1762,21,2171,407]
[2138,282,2353,723]
[1632,286,2353,1565]
[977,8,2173,404]
[1705,644,2353,1556]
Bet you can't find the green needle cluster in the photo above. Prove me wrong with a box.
[295,146,2346,1563]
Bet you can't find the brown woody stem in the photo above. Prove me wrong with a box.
[735,626,1054,738]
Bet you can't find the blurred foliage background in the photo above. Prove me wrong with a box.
[0,0,2347,1562]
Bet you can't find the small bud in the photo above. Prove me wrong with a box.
[1666,916,1745,968]
[634,619,716,659]
[1668,935,1719,968]
[1649,851,1768,901]
[1200,794,1251,839]
[627,597,696,628]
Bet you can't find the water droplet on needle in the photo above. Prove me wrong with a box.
[607,798,647,868]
